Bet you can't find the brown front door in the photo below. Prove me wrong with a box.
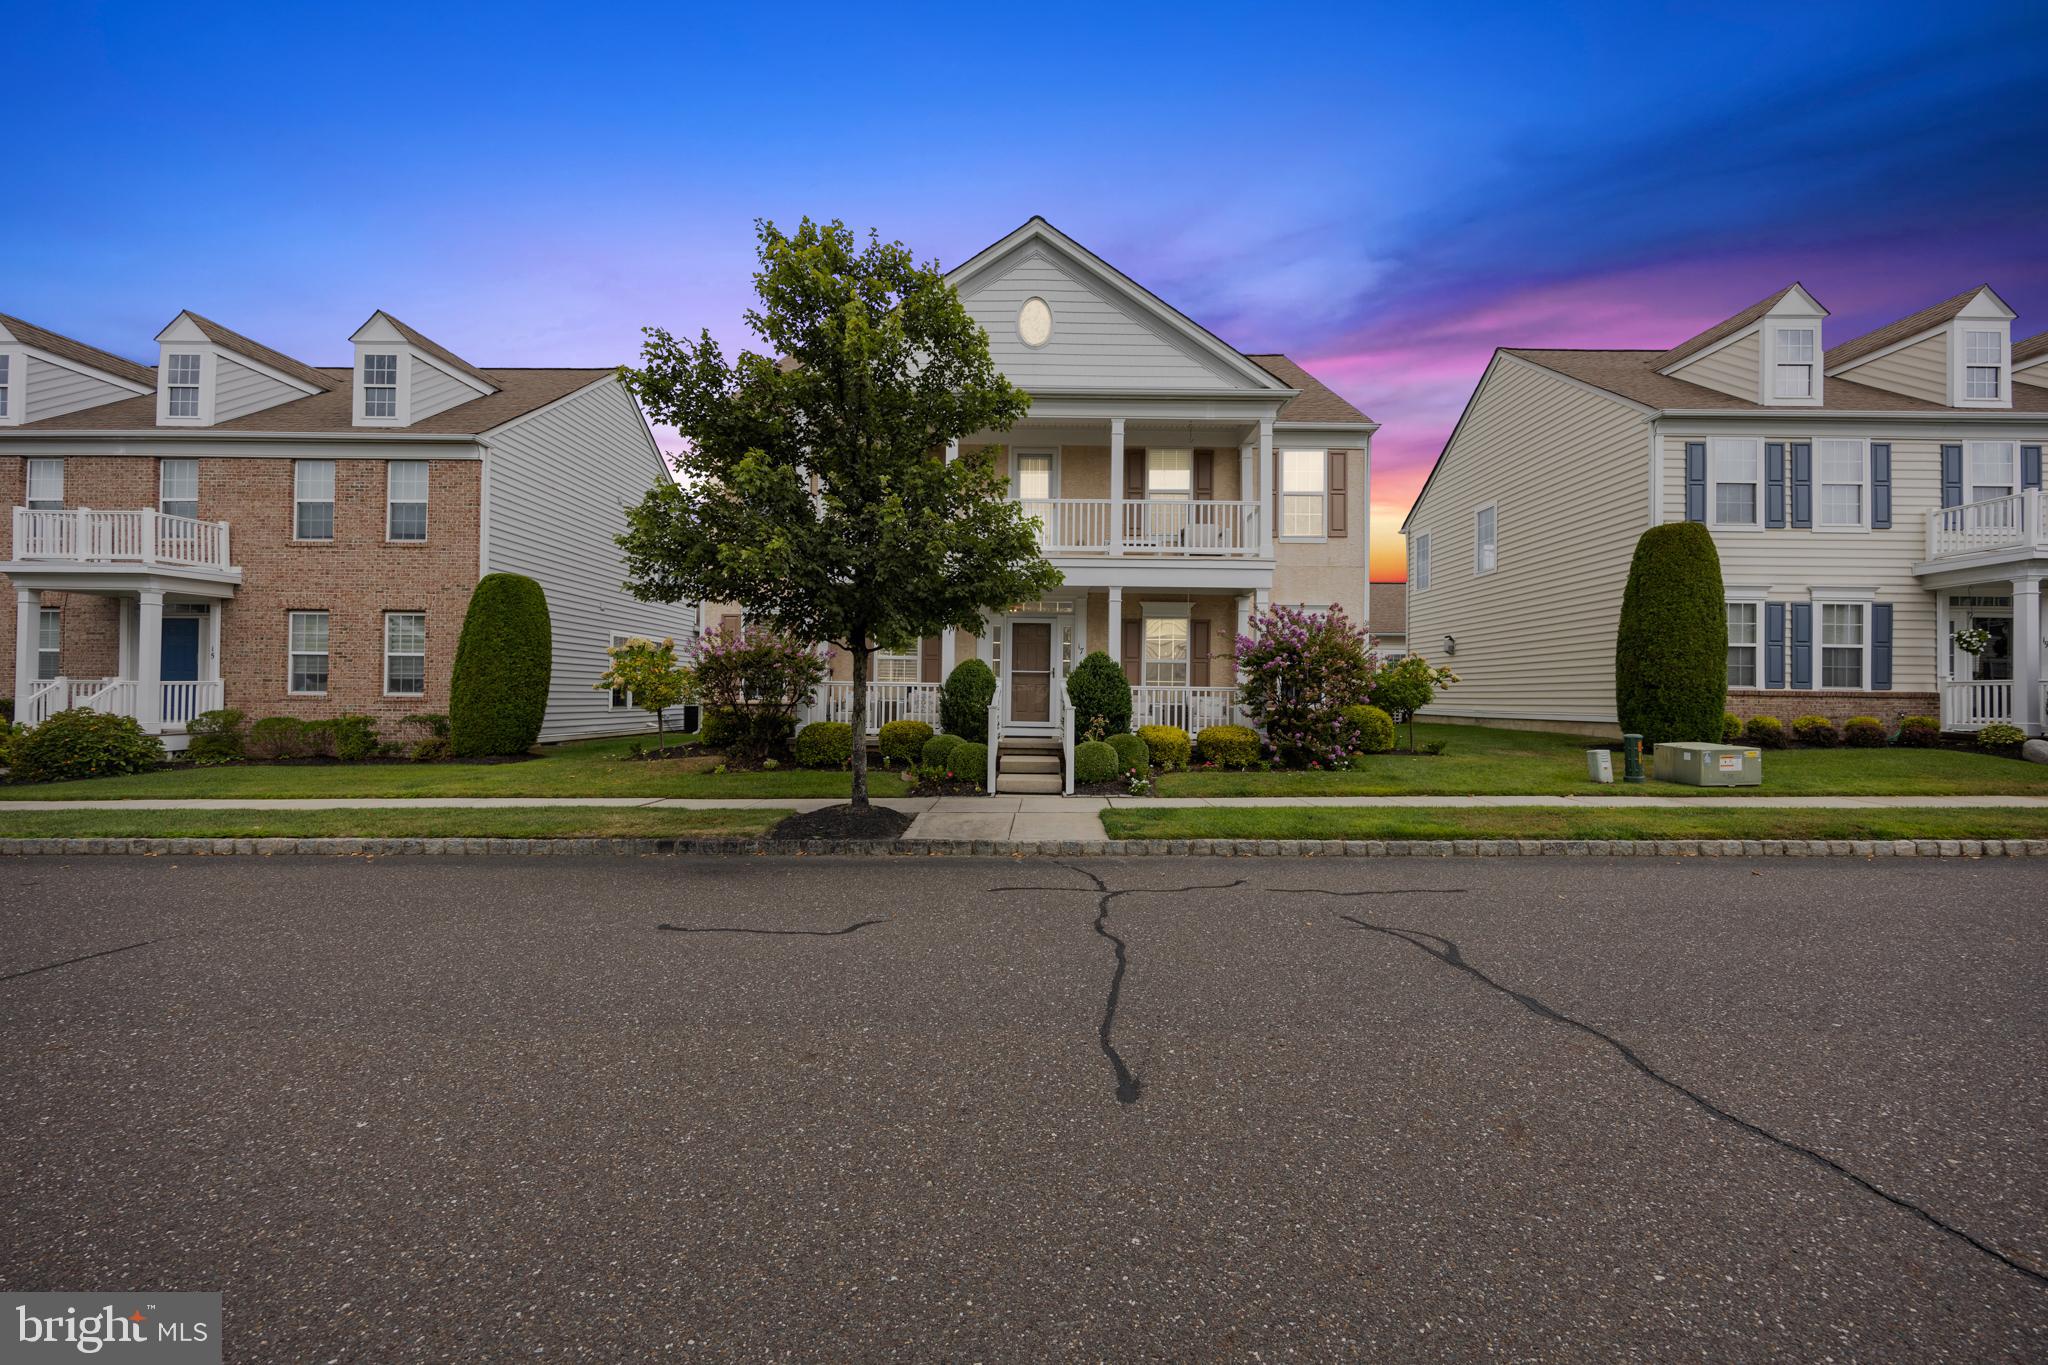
[1009,622,1052,723]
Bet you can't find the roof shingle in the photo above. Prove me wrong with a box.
[1824,286,1998,369]
[180,312,340,392]
[0,313,157,387]
[1243,354,1373,424]
[1507,347,2048,415]
[1651,285,1814,370]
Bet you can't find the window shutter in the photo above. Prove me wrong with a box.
[1684,442,1706,522]
[1121,618,1142,686]
[1871,604,1893,690]
[1789,442,1812,528]
[1190,619,1211,687]
[920,634,941,683]
[1870,443,1892,529]
[719,613,742,636]
[1764,442,1787,528]
[1789,603,1813,689]
[1764,602,1786,689]
[1193,450,1214,501]
[1940,444,1963,507]
[2023,444,2043,491]
[1327,450,1348,537]
[1124,449,1148,500]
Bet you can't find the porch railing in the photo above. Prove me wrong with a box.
[1019,499,1113,554]
[15,676,221,731]
[12,507,233,572]
[1013,498,1263,556]
[812,681,942,733]
[985,681,1003,793]
[1925,490,2042,561]
[1133,685,1241,733]
[1941,680,2014,731]
[1058,682,1076,796]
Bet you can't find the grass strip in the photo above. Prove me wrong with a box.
[0,807,791,840]
[1101,807,2048,843]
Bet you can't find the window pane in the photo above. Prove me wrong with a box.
[1725,602,1757,644]
[290,612,329,652]
[365,388,398,418]
[1282,493,1324,537]
[1817,441,1862,484]
[1727,646,1756,689]
[26,459,63,507]
[1715,484,1756,524]
[385,613,425,653]
[1965,330,2000,365]
[297,502,334,539]
[1712,440,1758,481]
[365,354,398,385]
[387,503,426,540]
[1015,454,1053,501]
[873,651,920,683]
[1773,363,1810,398]
[1777,328,1814,362]
[1820,485,1861,525]
[1821,604,1862,646]
[1280,449,1324,493]
[1822,648,1861,688]
[168,355,201,384]
[296,460,335,500]
[1146,449,1192,497]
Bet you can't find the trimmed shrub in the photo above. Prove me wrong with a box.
[922,733,963,773]
[1138,724,1192,772]
[700,708,741,750]
[12,709,165,783]
[1074,738,1120,785]
[878,719,934,766]
[1842,716,1886,748]
[1614,522,1727,747]
[940,658,997,742]
[449,572,553,758]
[1195,724,1260,769]
[248,716,314,760]
[1109,732,1150,774]
[1977,722,2026,750]
[951,740,989,787]
[1341,704,1395,755]
[1744,715,1786,749]
[325,714,380,762]
[794,721,854,769]
[411,737,453,763]
[1791,714,1838,747]
[404,712,452,740]
[1895,714,1940,748]
[185,708,247,766]
[1067,651,1133,737]
[1721,712,1744,744]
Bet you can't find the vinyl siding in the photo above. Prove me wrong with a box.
[411,355,478,422]
[1838,332,1947,404]
[214,355,302,422]
[1667,330,1759,401]
[482,378,698,741]
[1404,357,1649,723]
[22,357,134,422]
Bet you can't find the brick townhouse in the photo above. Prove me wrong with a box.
[0,309,695,747]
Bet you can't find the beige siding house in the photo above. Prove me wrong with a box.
[1403,284,2047,738]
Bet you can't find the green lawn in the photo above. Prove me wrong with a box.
[0,807,791,839]
[1103,806,2048,843]
[1155,724,2048,798]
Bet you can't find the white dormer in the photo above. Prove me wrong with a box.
[1656,284,1827,407]
[1946,287,2015,409]
[0,315,154,427]
[349,312,496,427]
[1757,286,1827,407]
[153,311,324,427]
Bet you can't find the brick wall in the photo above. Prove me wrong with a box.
[1727,689,1941,728]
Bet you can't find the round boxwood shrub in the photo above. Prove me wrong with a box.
[1067,651,1133,737]
[450,572,552,758]
[1977,722,2025,750]
[1614,522,1726,747]
[1721,712,1744,744]
[185,707,247,766]
[1108,732,1149,774]
[12,709,165,783]
[1842,715,1886,748]
[940,658,997,743]
[1195,723,1260,769]
[1341,704,1395,755]
[1073,738,1120,785]
[878,719,933,766]
[1137,724,1191,772]
[1895,714,1940,748]
[1743,715,1786,749]
[1791,715,1838,747]
[793,721,854,769]
[950,740,989,788]
[922,733,963,773]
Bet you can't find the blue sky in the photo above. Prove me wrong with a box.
[12,1,2047,576]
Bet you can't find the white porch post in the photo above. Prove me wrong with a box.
[13,588,40,721]
[1254,586,1270,617]
[1257,418,1274,554]
[117,599,136,681]
[1239,441,1254,536]
[2013,574,2044,736]
[940,626,956,680]
[945,438,959,464]
[978,610,996,665]
[136,589,164,732]
[1108,417,1126,556]
[205,601,223,692]
[1107,586,1124,674]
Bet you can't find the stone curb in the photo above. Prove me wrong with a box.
[0,837,2042,859]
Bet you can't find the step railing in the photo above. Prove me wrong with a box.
[1941,679,2014,731]
[159,679,222,725]
[985,681,1003,794]
[1058,683,1076,796]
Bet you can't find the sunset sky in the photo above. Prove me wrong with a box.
[12,1,2047,580]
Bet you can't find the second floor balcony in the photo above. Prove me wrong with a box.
[11,506,236,576]
[1018,497,1265,558]
[1923,490,2046,565]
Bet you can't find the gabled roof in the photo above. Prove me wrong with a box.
[1244,354,1373,424]
[1825,285,2012,370]
[2012,329,2048,365]
[169,311,339,392]
[353,310,497,390]
[0,312,156,387]
[1652,284,1823,371]
[1368,582,1406,635]
[1506,346,2048,414]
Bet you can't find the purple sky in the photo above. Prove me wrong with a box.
[11,2,2047,579]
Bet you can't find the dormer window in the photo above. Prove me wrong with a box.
[1964,330,2002,399]
[167,354,202,417]
[0,355,10,417]
[364,354,399,417]
[1773,328,1815,398]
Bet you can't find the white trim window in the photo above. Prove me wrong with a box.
[1726,602,1760,688]
[159,458,199,520]
[364,353,399,418]
[384,612,426,696]
[1014,451,1055,501]
[1968,441,2016,502]
[1410,531,1431,591]
[872,646,921,683]
[294,460,335,540]
[609,632,635,708]
[288,611,330,694]
[25,458,63,510]
[1474,502,1498,574]
[386,460,429,541]
[1816,439,1866,529]
[1710,438,1761,527]
[0,355,10,418]
[1146,448,1192,500]
[1964,330,2002,400]
[1279,449,1327,538]
[1141,616,1190,687]
[167,353,202,418]
[1773,327,1815,398]
[1819,603,1867,689]
[36,607,60,681]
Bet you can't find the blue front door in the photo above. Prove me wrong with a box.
[160,618,200,682]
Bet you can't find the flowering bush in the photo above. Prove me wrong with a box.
[1232,605,1378,768]
[687,623,827,761]
[595,635,692,752]
[1367,654,1461,751]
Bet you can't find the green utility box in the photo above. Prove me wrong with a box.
[1653,742,1763,787]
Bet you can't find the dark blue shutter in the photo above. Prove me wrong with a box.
[1765,442,1787,528]
[1871,603,1893,690]
[1789,442,1813,527]
[1870,443,1892,529]
[1764,602,1786,689]
[1790,603,1813,689]
[2024,444,2043,491]
[1940,444,1964,507]
[1684,442,1706,523]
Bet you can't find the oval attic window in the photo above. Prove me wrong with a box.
[1018,297,1053,347]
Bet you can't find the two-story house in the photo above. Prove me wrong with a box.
[1401,283,2047,738]
[0,309,695,748]
[756,218,1377,792]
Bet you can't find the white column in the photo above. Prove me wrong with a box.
[1235,592,1250,645]
[205,601,223,699]
[945,438,959,464]
[1107,585,1124,672]
[1239,441,1254,533]
[1257,418,1274,555]
[1934,593,1949,685]
[1254,586,1270,617]
[14,588,40,722]
[2013,575,2044,736]
[940,626,957,680]
[978,610,996,665]
[1108,418,1126,556]
[117,599,135,680]
[136,589,164,732]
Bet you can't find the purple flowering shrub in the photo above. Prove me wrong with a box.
[1232,605,1379,768]
[688,623,827,760]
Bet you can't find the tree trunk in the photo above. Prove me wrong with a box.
[848,636,870,810]
[655,707,666,754]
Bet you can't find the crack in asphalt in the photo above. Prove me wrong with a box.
[0,939,161,984]
[1314,903,2048,1289]
[656,919,888,937]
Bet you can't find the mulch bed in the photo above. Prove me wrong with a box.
[772,804,917,841]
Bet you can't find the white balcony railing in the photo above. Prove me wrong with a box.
[1926,490,2043,561]
[17,676,220,731]
[813,681,942,734]
[1015,498,1263,557]
[12,507,233,572]
[1941,680,2014,731]
[1019,499,1114,554]
[1133,685,1241,733]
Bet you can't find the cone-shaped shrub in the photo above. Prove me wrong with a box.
[1614,523,1725,748]
[450,573,553,757]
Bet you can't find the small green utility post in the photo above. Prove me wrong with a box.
[1621,733,1645,784]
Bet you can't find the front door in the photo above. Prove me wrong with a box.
[160,617,200,682]
[1009,622,1052,724]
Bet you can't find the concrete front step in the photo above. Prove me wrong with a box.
[995,773,1065,794]
[997,737,1063,753]
[999,754,1062,775]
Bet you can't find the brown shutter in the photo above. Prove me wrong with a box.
[920,634,941,682]
[1124,449,1148,499]
[1327,450,1348,537]
[1121,618,1142,685]
[719,613,742,636]
[1190,618,1211,686]
[1193,449,1214,501]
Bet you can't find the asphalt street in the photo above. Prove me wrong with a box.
[2,855,2043,1360]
